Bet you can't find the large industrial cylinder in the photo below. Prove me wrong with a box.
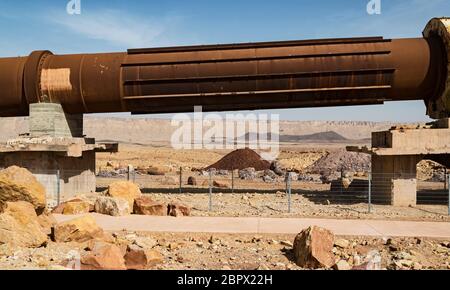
[0,18,448,118]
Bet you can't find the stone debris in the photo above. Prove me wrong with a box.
[62,200,91,215]
[104,181,142,213]
[334,238,350,249]
[81,242,127,270]
[168,203,191,217]
[0,166,46,214]
[307,149,371,174]
[213,180,230,189]
[53,216,105,243]
[334,260,351,270]
[0,201,48,248]
[146,166,168,176]
[293,226,335,269]
[133,196,166,216]
[94,196,130,217]
[239,168,257,180]
[270,161,286,176]
[124,244,164,270]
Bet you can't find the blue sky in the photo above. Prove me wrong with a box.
[0,0,448,122]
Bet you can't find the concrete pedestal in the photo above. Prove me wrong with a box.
[29,103,83,138]
[371,155,420,206]
[0,103,118,207]
[349,118,450,207]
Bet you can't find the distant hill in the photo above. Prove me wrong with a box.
[0,116,400,145]
[237,131,372,144]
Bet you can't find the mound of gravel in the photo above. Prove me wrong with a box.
[306,150,371,173]
[206,148,271,171]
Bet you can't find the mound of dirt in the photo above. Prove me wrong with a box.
[206,148,271,171]
[306,150,371,173]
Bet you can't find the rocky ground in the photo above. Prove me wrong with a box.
[146,193,450,222]
[1,232,449,270]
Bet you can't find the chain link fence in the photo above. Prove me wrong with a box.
[1,165,448,219]
[95,166,450,219]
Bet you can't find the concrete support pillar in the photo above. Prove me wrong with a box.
[371,155,422,206]
[29,103,83,138]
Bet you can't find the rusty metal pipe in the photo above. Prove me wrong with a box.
[0,18,448,118]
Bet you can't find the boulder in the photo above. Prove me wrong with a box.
[262,175,275,183]
[147,166,168,176]
[293,226,335,269]
[270,161,286,176]
[105,181,141,213]
[334,238,350,249]
[161,176,178,186]
[53,215,105,243]
[124,244,164,270]
[187,176,197,186]
[63,200,92,215]
[263,169,278,179]
[239,168,256,180]
[0,201,48,247]
[213,180,230,189]
[334,260,351,270]
[81,242,127,270]
[37,213,57,236]
[0,166,46,214]
[168,203,191,217]
[94,196,130,216]
[133,197,166,216]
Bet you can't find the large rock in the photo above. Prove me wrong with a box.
[293,226,335,269]
[133,197,166,216]
[124,244,164,270]
[53,216,105,243]
[213,180,230,189]
[239,168,257,180]
[63,200,92,215]
[105,181,141,213]
[37,213,57,236]
[146,166,168,176]
[0,166,46,214]
[168,203,191,217]
[94,196,130,216]
[81,242,127,270]
[0,201,48,247]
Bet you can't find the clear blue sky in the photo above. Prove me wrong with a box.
[0,0,448,122]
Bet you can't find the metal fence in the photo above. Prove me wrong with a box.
[1,165,448,219]
[96,167,450,218]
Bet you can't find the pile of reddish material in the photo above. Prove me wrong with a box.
[206,148,271,171]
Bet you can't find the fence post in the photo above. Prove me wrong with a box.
[179,166,183,194]
[231,168,234,194]
[287,172,292,213]
[127,165,132,181]
[448,173,450,216]
[56,169,61,206]
[368,172,372,214]
[209,170,213,212]
[445,168,448,191]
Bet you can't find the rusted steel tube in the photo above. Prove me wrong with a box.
[0,33,447,118]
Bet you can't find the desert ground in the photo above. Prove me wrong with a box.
[0,117,449,270]
[1,231,449,270]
